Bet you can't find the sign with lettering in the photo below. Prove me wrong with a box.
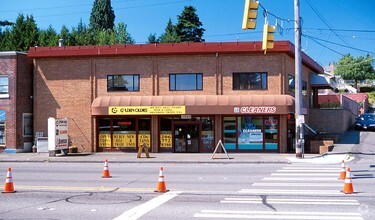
[99,134,111,147]
[234,106,277,114]
[160,134,172,148]
[109,106,186,115]
[113,134,136,148]
[138,134,151,147]
[55,118,68,150]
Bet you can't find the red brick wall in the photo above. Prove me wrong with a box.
[0,52,33,150]
[33,52,318,153]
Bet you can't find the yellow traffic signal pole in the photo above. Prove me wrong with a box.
[294,0,304,158]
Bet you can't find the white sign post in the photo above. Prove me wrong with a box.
[48,117,69,157]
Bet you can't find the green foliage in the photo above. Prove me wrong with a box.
[159,19,180,43]
[38,25,59,47]
[114,22,135,44]
[89,0,115,31]
[176,6,205,42]
[12,14,39,51]
[147,33,159,44]
[320,102,341,109]
[359,86,375,93]
[368,91,375,106]
[335,54,375,88]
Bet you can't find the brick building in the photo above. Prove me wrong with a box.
[0,51,33,153]
[28,41,323,154]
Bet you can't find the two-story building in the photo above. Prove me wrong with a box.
[0,51,33,153]
[28,41,324,154]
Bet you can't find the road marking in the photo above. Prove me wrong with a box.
[263,177,338,181]
[282,167,339,170]
[252,182,342,187]
[277,169,339,173]
[271,173,338,176]
[114,191,182,220]
[220,197,360,205]
[239,189,342,195]
[194,210,363,219]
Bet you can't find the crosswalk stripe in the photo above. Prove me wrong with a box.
[239,189,341,195]
[220,197,360,205]
[252,182,342,187]
[282,167,339,170]
[194,210,363,219]
[271,173,338,176]
[276,169,339,173]
[263,177,338,181]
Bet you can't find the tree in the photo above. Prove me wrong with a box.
[159,19,180,43]
[335,54,375,89]
[89,0,115,31]
[38,25,59,46]
[175,6,205,42]
[71,19,90,45]
[0,28,13,50]
[11,14,39,51]
[147,33,159,44]
[0,20,14,27]
[114,22,135,44]
[59,25,71,46]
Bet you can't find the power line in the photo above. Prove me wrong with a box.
[303,0,355,52]
[303,34,374,55]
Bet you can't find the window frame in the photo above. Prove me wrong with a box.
[23,113,33,137]
[0,75,9,98]
[232,72,268,90]
[107,74,140,92]
[288,74,307,96]
[169,73,203,91]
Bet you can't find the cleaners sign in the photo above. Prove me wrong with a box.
[234,106,277,114]
[48,117,69,151]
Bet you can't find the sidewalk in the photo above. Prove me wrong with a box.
[0,151,353,164]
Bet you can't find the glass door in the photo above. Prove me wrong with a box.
[174,123,200,153]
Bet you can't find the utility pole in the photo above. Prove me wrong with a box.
[294,0,304,158]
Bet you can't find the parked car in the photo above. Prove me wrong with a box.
[355,113,375,131]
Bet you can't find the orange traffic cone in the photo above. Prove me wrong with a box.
[342,167,354,194]
[339,160,346,180]
[155,166,169,193]
[3,167,15,193]
[102,159,111,178]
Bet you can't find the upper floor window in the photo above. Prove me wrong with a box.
[107,74,139,92]
[233,72,267,90]
[288,75,307,96]
[0,75,9,98]
[169,73,203,91]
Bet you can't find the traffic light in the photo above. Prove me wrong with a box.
[242,0,259,30]
[262,24,275,52]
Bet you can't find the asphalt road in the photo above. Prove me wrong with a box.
[0,131,374,220]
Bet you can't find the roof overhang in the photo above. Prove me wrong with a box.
[28,41,324,74]
[310,74,336,89]
[92,95,295,116]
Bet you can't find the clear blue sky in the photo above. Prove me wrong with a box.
[1,0,374,68]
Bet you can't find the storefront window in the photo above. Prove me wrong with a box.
[138,118,151,148]
[160,117,173,149]
[237,116,263,150]
[201,116,214,151]
[0,121,5,145]
[223,117,236,150]
[98,118,111,148]
[264,116,278,150]
[113,118,136,148]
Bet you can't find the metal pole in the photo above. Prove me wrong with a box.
[294,0,304,158]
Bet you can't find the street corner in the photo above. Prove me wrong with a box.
[285,153,355,164]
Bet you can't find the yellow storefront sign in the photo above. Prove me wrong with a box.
[113,134,136,148]
[109,106,185,115]
[99,134,111,148]
[160,134,172,148]
[138,134,151,147]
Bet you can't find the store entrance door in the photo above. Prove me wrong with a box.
[173,123,200,153]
